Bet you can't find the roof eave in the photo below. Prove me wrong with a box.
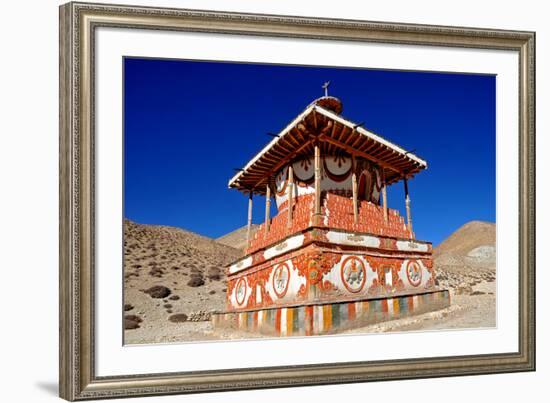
[228,103,428,192]
[227,104,316,189]
[313,105,428,168]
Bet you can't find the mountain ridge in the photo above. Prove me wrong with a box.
[434,220,495,259]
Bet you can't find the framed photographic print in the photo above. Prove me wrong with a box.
[59,2,535,400]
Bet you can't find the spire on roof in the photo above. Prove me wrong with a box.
[322,81,331,97]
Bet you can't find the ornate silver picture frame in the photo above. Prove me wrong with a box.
[59,2,535,400]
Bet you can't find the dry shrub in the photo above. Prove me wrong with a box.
[168,313,188,323]
[187,275,204,287]
[124,314,142,330]
[143,285,171,298]
[149,267,164,278]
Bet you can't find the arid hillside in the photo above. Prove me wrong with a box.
[216,224,259,250]
[434,220,496,293]
[123,219,242,344]
[435,221,495,260]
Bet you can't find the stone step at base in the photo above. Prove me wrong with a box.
[212,289,450,337]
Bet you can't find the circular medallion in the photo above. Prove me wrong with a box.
[272,263,290,298]
[406,260,422,287]
[235,278,247,305]
[340,256,366,293]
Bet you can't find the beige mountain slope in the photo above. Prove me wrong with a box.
[216,224,259,250]
[123,219,242,343]
[434,221,496,270]
[435,220,496,257]
[434,220,496,303]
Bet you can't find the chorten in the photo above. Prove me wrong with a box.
[213,90,449,336]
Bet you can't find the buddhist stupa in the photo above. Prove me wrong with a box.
[213,90,449,336]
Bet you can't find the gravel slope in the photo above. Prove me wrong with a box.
[123,219,242,344]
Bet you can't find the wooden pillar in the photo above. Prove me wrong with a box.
[264,183,271,237]
[246,191,253,246]
[313,142,322,224]
[404,178,413,237]
[382,170,388,222]
[287,165,294,229]
[351,155,358,225]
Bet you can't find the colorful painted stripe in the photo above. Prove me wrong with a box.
[213,290,450,337]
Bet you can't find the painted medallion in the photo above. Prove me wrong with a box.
[406,260,422,287]
[272,263,290,298]
[340,256,366,293]
[235,278,247,305]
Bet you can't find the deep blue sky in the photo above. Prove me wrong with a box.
[124,58,495,245]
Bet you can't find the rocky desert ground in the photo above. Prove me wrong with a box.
[124,219,496,344]
[123,219,242,344]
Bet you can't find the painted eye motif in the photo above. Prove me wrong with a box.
[275,167,288,194]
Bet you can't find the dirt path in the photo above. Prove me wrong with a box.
[343,280,495,334]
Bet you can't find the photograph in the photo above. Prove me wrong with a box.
[54,1,535,400]
[122,58,497,344]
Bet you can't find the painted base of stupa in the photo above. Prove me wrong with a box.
[212,289,450,337]
[217,193,449,337]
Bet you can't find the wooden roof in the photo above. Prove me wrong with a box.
[228,99,427,195]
